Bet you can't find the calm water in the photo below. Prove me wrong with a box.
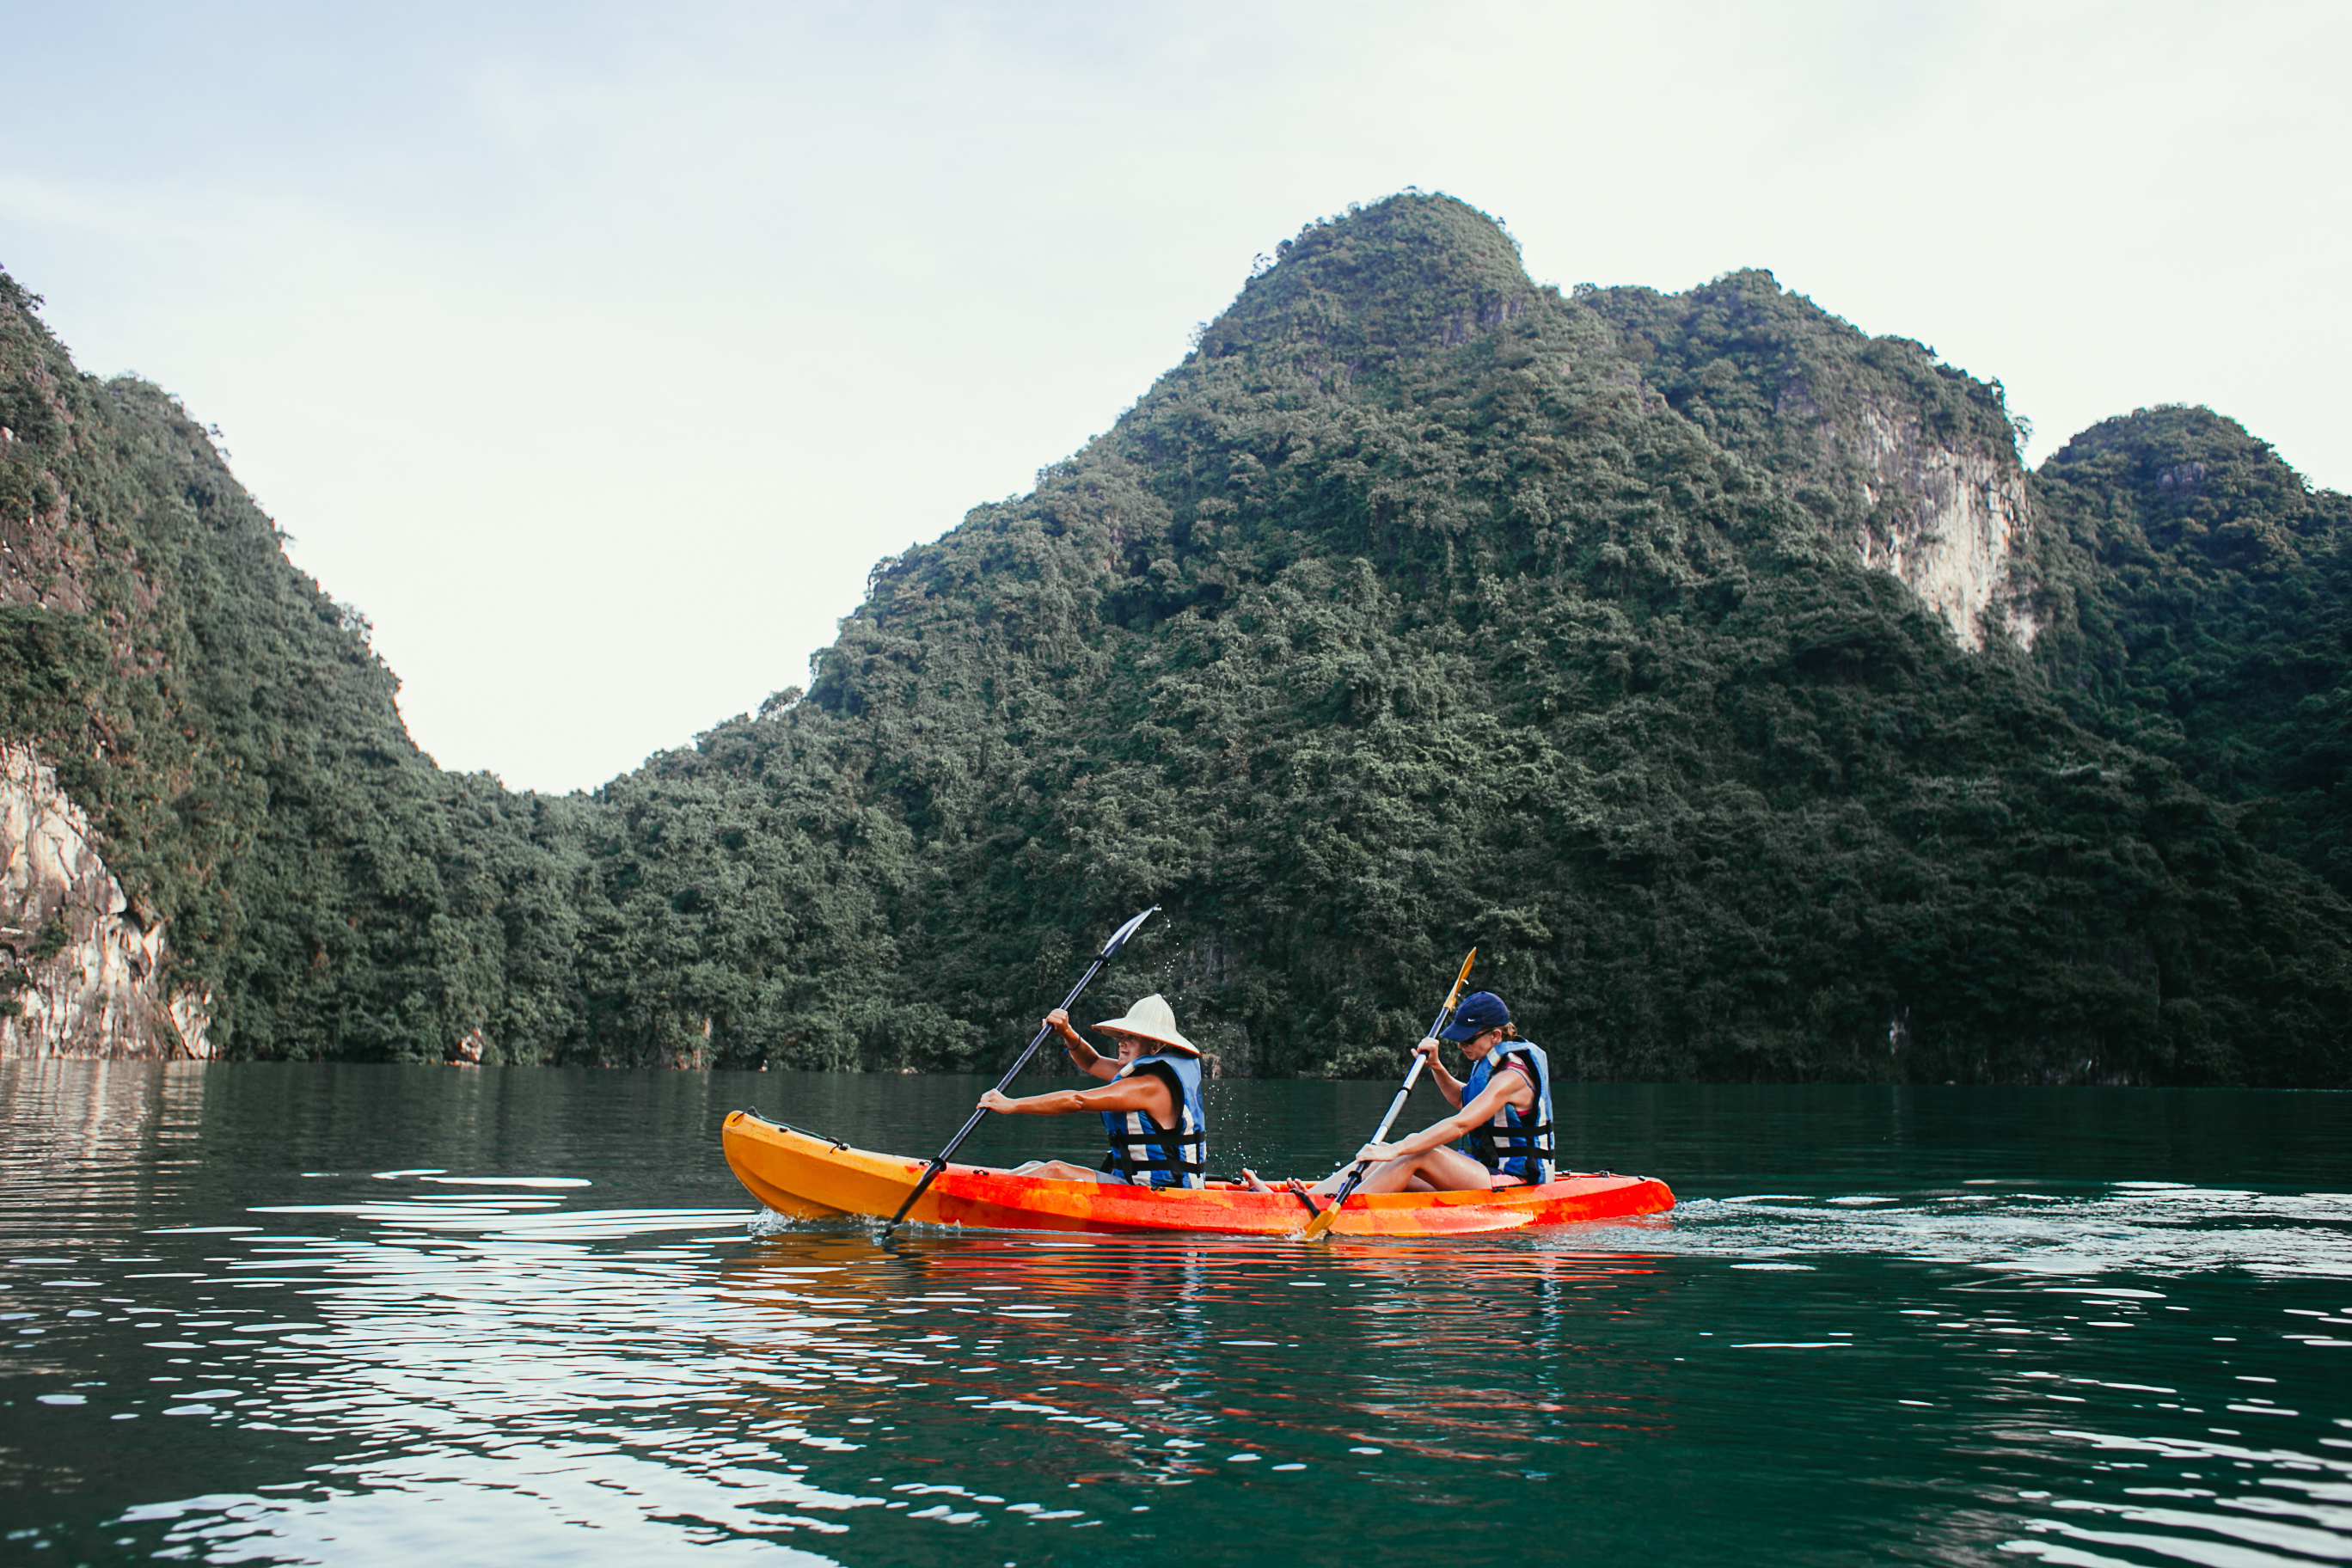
[1,1063,2347,1567]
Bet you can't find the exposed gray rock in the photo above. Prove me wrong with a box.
[1821,393,2042,651]
[0,741,210,1059]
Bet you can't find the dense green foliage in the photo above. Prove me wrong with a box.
[3,193,2346,1083]
[2030,407,2352,893]
[0,276,597,1058]
[1577,269,2072,642]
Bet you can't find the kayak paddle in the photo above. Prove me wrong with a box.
[880,903,1161,1235]
[1300,947,1476,1240]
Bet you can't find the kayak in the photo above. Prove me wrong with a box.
[721,1109,1674,1236]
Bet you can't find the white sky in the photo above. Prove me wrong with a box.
[3,1,2346,793]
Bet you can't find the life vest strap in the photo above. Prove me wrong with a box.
[1101,1123,1207,1175]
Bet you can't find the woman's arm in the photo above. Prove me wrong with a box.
[1413,1037,1467,1107]
[1047,1008,1118,1082]
[1355,1064,1531,1164]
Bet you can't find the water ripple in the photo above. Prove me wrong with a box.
[1585,1185,2352,1280]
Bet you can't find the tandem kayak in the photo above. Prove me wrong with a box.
[721,1109,1674,1236]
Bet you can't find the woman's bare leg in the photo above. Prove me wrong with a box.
[1347,1146,1493,1195]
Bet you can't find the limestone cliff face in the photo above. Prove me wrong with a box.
[1588,270,2044,654]
[0,741,210,1059]
[1779,383,2042,651]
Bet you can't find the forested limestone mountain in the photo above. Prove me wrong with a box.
[0,268,593,1061]
[2,194,2346,1083]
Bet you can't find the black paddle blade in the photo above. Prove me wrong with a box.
[1098,904,1161,959]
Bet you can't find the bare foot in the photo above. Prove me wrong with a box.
[1240,1168,1277,1193]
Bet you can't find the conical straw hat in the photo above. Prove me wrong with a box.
[1093,993,1197,1055]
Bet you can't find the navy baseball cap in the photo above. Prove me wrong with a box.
[1438,990,1510,1041]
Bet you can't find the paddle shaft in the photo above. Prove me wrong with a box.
[1302,953,1474,1237]
[882,908,1155,1232]
[1362,1056,1432,1149]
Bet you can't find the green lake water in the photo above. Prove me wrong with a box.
[1,1061,2346,1566]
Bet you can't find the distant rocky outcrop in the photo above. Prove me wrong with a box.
[1779,382,2039,650]
[0,740,209,1057]
[1586,268,2043,651]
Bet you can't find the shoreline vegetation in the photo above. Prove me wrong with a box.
[1,193,2345,1084]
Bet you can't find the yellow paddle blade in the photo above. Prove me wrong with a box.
[1300,1201,1341,1240]
[1446,948,1476,1011]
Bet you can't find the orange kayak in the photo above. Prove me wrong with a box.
[721,1109,1674,1236]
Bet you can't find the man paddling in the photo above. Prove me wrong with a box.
[1254,990,1553,1196]
[977,994,1210,1188]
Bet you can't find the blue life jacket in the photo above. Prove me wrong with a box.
[1459,1039,1554,1185]
[1099,1050,1208,1189]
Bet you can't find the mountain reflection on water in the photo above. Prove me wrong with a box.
[1,1063,2345,1566]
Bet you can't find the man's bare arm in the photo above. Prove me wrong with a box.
[980,1075,1173,1124]
[1046,1008,1118,1081]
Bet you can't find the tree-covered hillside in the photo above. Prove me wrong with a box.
[0,269,594,1059]
[3,193,2346,1083]
[2030,407,2352,894]
[567,198,2350,1085]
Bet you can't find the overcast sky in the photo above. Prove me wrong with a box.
[3,2,2345,793]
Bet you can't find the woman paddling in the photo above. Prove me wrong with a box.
[977,994,1210,1189]
[1259,990,1554,1196]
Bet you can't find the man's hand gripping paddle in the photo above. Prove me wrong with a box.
[1300,949,1477,1240]
[880,904,1160,1236]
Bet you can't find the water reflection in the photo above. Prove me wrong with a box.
[1,1061,2346,1566]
